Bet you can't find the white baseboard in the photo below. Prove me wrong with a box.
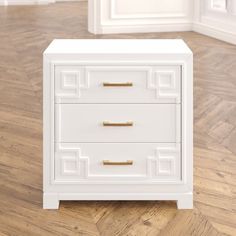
[93,23,192,35]
[193,22,236,45]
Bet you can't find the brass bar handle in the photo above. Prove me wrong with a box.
[103,121,133,127]
[103,160,133,165]
[103,82,133,87]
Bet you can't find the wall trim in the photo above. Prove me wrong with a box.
[97,23,193,35]
[193,22,236,45]
[110,0,187,19]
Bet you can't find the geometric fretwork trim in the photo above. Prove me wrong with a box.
[56,66,180,103]
[55,69,89,99]
[55,144,89,179]
[149,144,180,177]
[55,143,181,182]
[148,70,180,102]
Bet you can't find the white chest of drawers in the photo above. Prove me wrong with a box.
[43,39,193,209]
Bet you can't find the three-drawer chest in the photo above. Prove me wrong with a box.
[43,39,193,209]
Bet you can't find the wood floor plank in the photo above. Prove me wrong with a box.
[211,221,236,236]
[194,176,232,197]
[194,191,233,211]
[194,166,234,186]
[158,208,224,236]
[122,201,177,236]
[196,202,236,228]
[96,201,151,236]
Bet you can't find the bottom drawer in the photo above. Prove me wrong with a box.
[55,143,181,183]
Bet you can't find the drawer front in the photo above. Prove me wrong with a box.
[55,104,180,143]
[54,143,181,183]
[55,65,181,104]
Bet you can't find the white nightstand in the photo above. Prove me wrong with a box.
[43,39,193,209]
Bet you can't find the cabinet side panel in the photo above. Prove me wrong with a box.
[182,55,193,192]
[43,56,54,193]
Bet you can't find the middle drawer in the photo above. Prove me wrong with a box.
[55,104,181,143]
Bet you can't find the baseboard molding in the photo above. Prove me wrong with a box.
[94,23,192,35]
[193,22,236,45]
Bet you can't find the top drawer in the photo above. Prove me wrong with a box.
[55,65,181,104]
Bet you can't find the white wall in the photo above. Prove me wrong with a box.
[89,0,193,34]
[193,0,236,44]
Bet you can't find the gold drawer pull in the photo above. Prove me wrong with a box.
[103,121,133,127]
[103,82,133,87]
[103,160,133,165]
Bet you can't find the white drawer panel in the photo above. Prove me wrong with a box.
[55,65,181,103]
[55,143,181,183]
[55,104,180,143]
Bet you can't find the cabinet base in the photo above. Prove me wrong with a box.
[43,193,59,209]
[177,193,193,209]
[43,192,193,210]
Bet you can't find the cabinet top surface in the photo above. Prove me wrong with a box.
[44,39,192,55]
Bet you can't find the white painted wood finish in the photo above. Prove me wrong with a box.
[55,104,181,143]
[55,143,182,182]
[44,39,192,54]
[55,65,181,104]
[43,39,193,210]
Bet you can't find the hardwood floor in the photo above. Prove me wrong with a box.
[0,2,236,236]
